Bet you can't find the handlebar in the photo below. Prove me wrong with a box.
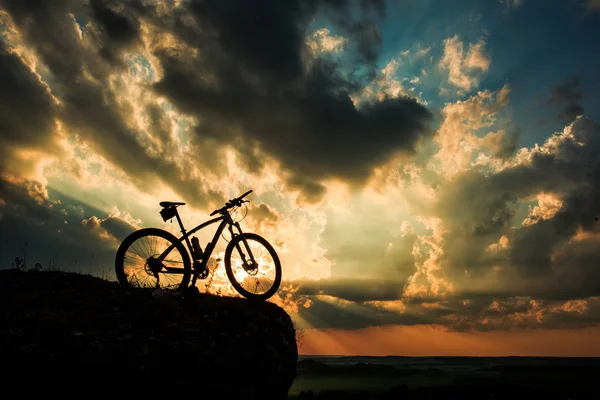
[238,189,253,200]
[210,190,253,216]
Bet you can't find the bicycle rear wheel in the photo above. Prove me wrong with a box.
[115,228,191,290]
[224,232,281,300]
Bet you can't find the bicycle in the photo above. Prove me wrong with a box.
[114,190,282,301]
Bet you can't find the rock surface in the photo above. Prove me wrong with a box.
[1,269,298,398]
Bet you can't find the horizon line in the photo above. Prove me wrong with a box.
[298,354,600,358]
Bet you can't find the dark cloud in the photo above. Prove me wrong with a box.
[548,76,583,104]
[289,284,600,330]
[297,296,436,330]
[0,178,55,221]
[471,192,517,236]
[491,126,521,159]
[384,230,418,278]
[0,177,123,273]
[588,0,600,12]
[99,216,138,242]
[241,202,283,232]
[557,103,584,123]
[440,295,600,332]
[187,0,309,84]
[508,218,561,276]
[296,298,382,329]
[435,116,600,291]
[293,277,404,301]
[252,203,280,223]
[89,0,141,63]
[503,118,600,279]
[145,0,433,200]
[90,0,139,44]
[432,170,519,279]
[0,40,59,174]
[547,76,584,123]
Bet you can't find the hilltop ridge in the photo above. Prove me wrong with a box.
[1,268,297,399]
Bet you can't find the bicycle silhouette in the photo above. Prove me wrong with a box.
[114,190,281,300]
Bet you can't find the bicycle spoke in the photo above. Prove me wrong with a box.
[122,234,186,289]
[149,235,156,256]
[123,254,145,265]
[138,237,152,259]
[129,242,146,260]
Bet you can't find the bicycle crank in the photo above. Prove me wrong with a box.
[198,266,209,279]
[193,260,210,280]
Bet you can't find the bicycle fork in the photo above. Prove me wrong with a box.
[230,223,258,272]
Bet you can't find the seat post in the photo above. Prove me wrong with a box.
[173,208,186,236]
[173,207,194,257]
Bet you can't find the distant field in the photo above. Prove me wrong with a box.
[289,376,399,397]
[289,367,494,397]
[288,356,600,399]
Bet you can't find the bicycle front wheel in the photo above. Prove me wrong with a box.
[224,233,282,301]
[115,228,191,290]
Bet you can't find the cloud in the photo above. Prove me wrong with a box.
[0,38,61,180]
[283,272,600,330]
[436,295,600,332]
[293,277,405,302]
[548,77,583,104]
[0,176,131,272]
[286,281,600,331]
[521,193,563,227]
[416,46,431,57]
[547,76,584,123]
[83,214,139,242]
[306,28,348,57]
[436,116,600,291]
[439,35,490,93]
[431,84,513,178]
[587,0,600,11]
[351,57,420,106]
[89,0,141,62]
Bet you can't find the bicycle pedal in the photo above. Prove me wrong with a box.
[197,267,210,280]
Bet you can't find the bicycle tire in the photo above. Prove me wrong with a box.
[115,228,191,290]
[224,232,282,301]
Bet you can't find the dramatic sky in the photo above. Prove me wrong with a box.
[2,0,600,356]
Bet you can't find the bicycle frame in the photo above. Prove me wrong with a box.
[157,207,256,280]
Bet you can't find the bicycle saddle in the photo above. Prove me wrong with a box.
[159,201,186,208]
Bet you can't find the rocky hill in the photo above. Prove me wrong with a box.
[1,268,298,399]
